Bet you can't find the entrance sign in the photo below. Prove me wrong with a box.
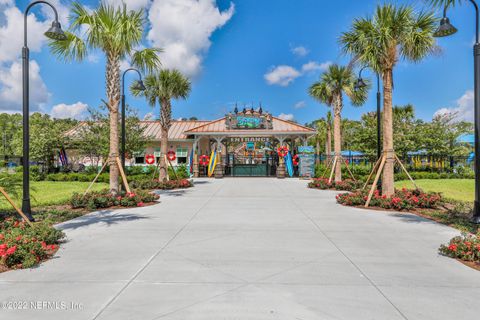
[225,109,273,130]
[228,137,272,143]
[298,146,315,178]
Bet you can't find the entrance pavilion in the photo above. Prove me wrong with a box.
[184,108,315,177]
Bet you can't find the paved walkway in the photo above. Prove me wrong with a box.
[1,178,479,320]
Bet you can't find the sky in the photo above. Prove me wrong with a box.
[0,0,476,124]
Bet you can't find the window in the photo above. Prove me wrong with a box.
[134,151,145,165]
[176,147,188,164]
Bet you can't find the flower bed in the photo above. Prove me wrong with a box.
[336,188,442,211]
[0,218,64,270]
[439,233,480,270]
[130,178,193,190]
[70,189,159,210]
[308,178,362,191]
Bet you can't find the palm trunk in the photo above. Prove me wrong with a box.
[159,127,168,181]
[106,52,121,193]
[326,125,332,164]
[382,69,395,196]
[159,98,172,181]
[333,94,342,182]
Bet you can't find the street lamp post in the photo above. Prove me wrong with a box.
[121,68,146,170]
[23,1,66,220]
[355,67,382,190]
[433,0,480,224]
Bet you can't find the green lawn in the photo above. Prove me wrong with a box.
[395,179,474,202]
[0,181,108,210]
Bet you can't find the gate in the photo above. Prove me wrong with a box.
[224,154,277,177]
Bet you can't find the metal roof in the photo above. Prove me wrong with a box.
[65,117,314,141]
[184,116,315,135]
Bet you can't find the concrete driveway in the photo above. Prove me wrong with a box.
[0,178,479,320]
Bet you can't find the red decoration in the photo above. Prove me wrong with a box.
[199,155,209,166]
[293,154,300,166]
[167,150,176,161]
[277,146,289,158]
[145,154,155,164]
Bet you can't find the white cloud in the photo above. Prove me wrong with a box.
[147,0,234,78]
[0,60,50,111]
[50,101,88,119]
[301,61,332,73]
[434,90,474,122]
[87,54,100,63]
[0,5,49,63]
[294,101,306,109]
[103,0,151,11]
[143,112,154,120]
[278,113,295,121]
[264,65,301,87]
[291,46,309,57]
[264,61,331,87]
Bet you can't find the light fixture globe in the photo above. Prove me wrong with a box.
[44,21,67,40]
[354,78,367,90]
[433,17,458,38]
[133,80,146,91]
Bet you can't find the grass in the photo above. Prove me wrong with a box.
[0,181,108,210]
[395,179,474,202]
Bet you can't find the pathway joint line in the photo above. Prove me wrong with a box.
[91,181,225,320]
[275,180,410,320]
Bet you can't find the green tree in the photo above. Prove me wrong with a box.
[341,4,437,196]
[308,64,369,182]
[50,2,161,193]
[132,69,191,180]
[73,105,150,168]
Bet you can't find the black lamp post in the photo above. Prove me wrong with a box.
[23,1,66,220]
[121,68,145,170]
[433,0,480,224]
[355,66,382,190]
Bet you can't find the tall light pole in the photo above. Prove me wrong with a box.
[433,0,480,224]
[121,68,145,170]
[23,1,66,220]
[355,66,382,190]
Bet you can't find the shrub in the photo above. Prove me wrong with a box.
[308,178,362,191]
[130,178,193,190]
[439,233,480,263]
[0,218,64,269]
[70,189,159,210]
[336,188,442,211]
[168,164,190,180]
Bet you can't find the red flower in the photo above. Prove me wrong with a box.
[0,244,7,250]
[6,246,17,255]
[448,244,457,252]
[116,196,122,201]
[137,202,144,207]
[16,235,22,241]
[13,221,19,227]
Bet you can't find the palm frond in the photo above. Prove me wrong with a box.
[131,48,162,73]
[48,31,87,62]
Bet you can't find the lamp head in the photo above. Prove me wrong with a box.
[44,21,67,40]
[433,17,458,38]
[354,78,367,90]
[133,80,146,91]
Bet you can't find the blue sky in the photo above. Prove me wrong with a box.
[0,0,476,124]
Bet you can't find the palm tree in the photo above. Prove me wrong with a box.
[341,4,437,196]
[325,111,332,164]
[132,69,191,181]
[309,64,368,182]
[49,3,161,193]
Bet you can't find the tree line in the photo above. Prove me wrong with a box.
[307,104,473,159]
